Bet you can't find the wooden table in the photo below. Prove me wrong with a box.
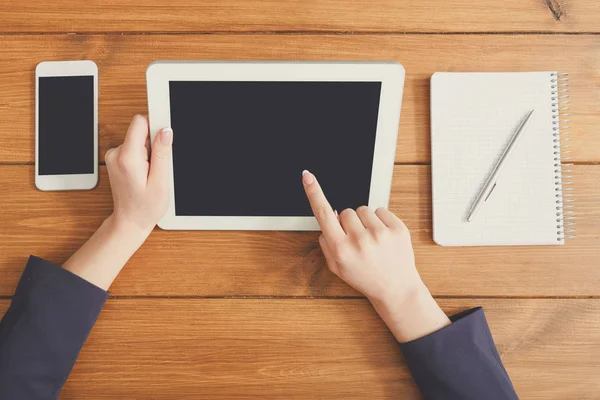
[1,1,599,398]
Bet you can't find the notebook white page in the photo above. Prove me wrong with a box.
[431,72,563,246]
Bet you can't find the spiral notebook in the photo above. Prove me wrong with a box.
[431,72,574,246]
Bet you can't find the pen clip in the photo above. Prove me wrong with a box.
[484,182,497,202]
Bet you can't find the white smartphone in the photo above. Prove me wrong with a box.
[35,60,98,191]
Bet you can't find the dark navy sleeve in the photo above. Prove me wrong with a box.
[400,307,518,400]
[0,255,108,400]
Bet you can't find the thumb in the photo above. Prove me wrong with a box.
[148,127,173,188]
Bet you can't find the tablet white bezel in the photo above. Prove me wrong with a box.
[147,61,404,230]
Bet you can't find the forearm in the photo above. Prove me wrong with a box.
[0,216,149,398]
[63,215,150,291]
[0,115,167,399]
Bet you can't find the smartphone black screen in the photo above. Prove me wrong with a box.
[38,76,94,175]
[169,81,382,217]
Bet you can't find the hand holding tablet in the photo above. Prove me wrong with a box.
[105,115,173,236]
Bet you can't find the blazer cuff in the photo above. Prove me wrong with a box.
[398,307,517,400]
[0,256,108,399]
[14,255,109,302]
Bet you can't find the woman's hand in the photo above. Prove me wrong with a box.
[302,170,450,342]
[62,115,173,290]
[105,114,173,238]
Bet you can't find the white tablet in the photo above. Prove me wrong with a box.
[146,61,405,230]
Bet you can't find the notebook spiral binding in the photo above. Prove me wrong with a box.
[551,72,576,242]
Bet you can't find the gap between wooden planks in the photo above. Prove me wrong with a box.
[0,298,596,399]
[0,0,597,33]
[0,34,598,164]
[0,165,597,298]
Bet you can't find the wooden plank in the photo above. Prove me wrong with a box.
[0,165,597,297]
[1,298,598,399]
[1,0,599,33]
[0,34,598,164]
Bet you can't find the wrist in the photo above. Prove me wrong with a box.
[105,214,153,247]
[370,279,428,310]
[369,281,429,324]
[370,283,451,343]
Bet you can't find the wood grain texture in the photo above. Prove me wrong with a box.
[0,165,597,297]
[0,298,597,399]
[0,34,599,164]
[1,0,599,33]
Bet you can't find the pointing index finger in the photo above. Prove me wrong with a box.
[302,170,346,242]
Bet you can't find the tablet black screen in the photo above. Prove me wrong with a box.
[169,81,381,217]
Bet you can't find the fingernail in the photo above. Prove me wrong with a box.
[334,210,338,217]
[302,170,314,185]
[160,128,173,145]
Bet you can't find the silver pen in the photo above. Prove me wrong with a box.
[467,109,536,223]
